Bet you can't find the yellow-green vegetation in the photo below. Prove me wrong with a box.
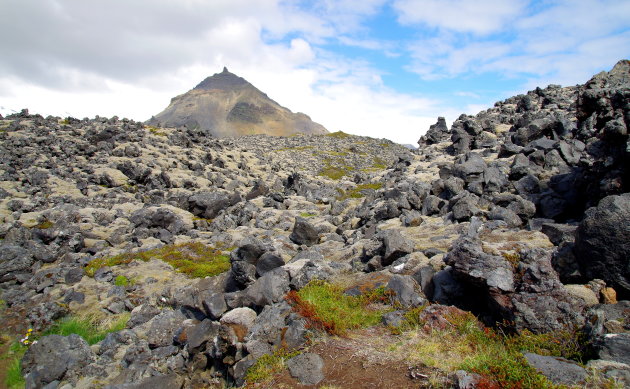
[3,313,129,389]
[145,125,167,136]
[502,251,521,269]
[372,157,387,169]
[397,309,589,389]
[245,348,300,385]
[326,131,351,139]
[114,275,134,287]
[336,182,383,200]
[286,280,386,336]
[33,220,53,229]
[299,212,317,218]
[84,242,231,278]
[317,157,355,180]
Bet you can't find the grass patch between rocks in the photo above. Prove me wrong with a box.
[336,182,382,200]
[245,348,300,386]
[3,313,129,389]
[84,242,232,278]
[395,309,591,389]
[286,280,385,336]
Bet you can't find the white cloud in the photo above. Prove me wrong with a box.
[393,0,527,34]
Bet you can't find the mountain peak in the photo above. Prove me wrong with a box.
[194,68,250,91]
[148,67,328,138]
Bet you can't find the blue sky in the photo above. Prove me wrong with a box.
[1,0,629,144]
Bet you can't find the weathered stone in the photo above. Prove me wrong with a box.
[289,216,319,246]
[524,353,587,386]
[575,194,630,299]
[22,334,95,389]
[286,353,324,385]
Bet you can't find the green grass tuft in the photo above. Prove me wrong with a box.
[398,308,589,389]
[286,280,385,336]
[84,242,231,278]
[299,212,317,218]
[245,348,300,384]
[114,275,132,287]
[3,313,129,388]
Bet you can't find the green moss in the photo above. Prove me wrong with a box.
[33,220,53,229]
[318,165,351,180]
[299,212,317,218]
[245,348,300,384]
[326,131,351,139]
[114,275,133,287]
[84,242,231,278]
[145,125,166,136]
[286,280,385,336]
[371,157,387,169]
[336,182,382,200]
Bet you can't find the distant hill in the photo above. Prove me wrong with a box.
[147,67,328,137]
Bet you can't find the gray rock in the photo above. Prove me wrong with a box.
[524,353,587,386]
[289,216,319,246]
[255,252,285,277]
[286,353,324,385]
[246,301,292,345]
[382,310,405,327]
[231,260,257,288]
[541,223,577,246]
[22,334,95,389]
[380,229,414,266]
[595,333,630,364]
[288,259,335,290]
[451,370,481,389]
[145,309,186,348]
[575,194,630,299]
[0,244,34,279]
[202,292,227,320]
[386,275,425,308]
[185,318,221,350]
[124,374,184,389]
[244,268,290,307]
[188,190,240,219]
[233,357,257,387]
[128,304,161,328]
[488,206,522,228]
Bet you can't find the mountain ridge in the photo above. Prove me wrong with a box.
[147,67,328,138]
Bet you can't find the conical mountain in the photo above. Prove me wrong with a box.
[147,67,328,137]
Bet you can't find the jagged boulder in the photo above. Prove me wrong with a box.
[22,334,95,389]
[445,236,585,333]
[575,193,630,299]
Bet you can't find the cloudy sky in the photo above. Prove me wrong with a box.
[1,0,629,144]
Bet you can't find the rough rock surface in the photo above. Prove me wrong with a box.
[0,60,628,388]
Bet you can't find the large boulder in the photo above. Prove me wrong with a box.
[22,334,95,389]
[445,236,585,333]
[289,217,319,246]
[575,194,630,299]
[188,191,241,219]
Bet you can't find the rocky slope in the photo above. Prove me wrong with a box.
[0,60,628,389]
[147,67,328,138]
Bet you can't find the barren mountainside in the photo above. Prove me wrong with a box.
[0,60,628,389]
[147,67,328,138]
